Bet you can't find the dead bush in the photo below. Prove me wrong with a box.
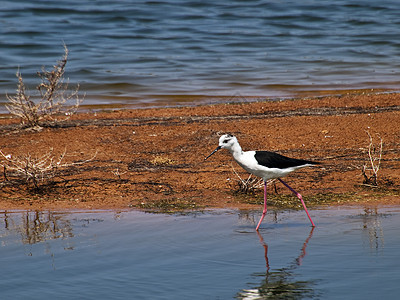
[6,45,83,128]
[0,148,96,191]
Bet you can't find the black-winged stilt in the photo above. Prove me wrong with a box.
[205,134,319,230]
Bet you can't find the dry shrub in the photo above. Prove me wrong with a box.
[0,148,96,191]
[6,44,83,128]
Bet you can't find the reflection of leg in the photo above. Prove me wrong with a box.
[278,178,315,227]
[256,230,270,271]
[296,226,315,266]
[256,181,268,231]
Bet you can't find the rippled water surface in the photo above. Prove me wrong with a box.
[1,0,400,112]
[1,207,400,299]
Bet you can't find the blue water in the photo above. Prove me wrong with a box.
[1,207,399,299]
[1,0,400,112]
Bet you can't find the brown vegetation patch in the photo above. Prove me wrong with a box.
[1,92,400,211]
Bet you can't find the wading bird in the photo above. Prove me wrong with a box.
[205,134,319,230]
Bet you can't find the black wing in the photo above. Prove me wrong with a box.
[254,151,319,169]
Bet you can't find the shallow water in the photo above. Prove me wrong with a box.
[1,207,399,299]
[1,0,400,112]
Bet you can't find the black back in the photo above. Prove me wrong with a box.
[254,151,319,169]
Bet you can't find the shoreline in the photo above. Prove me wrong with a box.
[0,91,399,211]
[1,87,397,118]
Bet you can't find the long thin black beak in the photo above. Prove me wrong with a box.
[204,146,221,160]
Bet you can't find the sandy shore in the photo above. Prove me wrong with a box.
[0,92,399,211]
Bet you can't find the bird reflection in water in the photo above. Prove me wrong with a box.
[239,227,316,299]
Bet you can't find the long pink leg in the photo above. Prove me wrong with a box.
[256,180,268,231]
[278,178,315,227]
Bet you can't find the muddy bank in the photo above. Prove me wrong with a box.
[0,92,399,211]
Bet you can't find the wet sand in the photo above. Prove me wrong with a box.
[0,92,399,211]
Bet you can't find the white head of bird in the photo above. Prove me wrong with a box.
[205,134,241,160]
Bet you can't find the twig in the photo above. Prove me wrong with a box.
[362,131,383,186]
[231,164,268,194]
[111,168,127,180]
